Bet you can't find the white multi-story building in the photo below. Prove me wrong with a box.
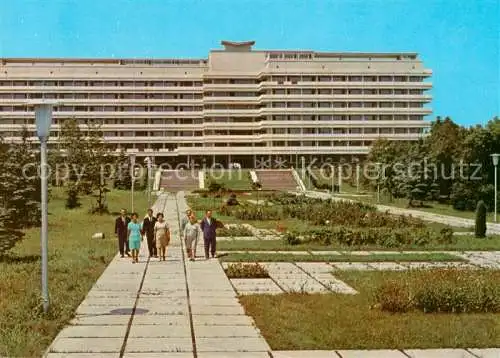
[0,40,432,167]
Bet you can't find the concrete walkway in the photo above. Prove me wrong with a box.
[45,192,500,358]
[45,192,270,357]
[300,190,500,234]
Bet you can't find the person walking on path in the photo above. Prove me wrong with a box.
[142,208,157,258]
[115,208,131,258]
[180,209,192,235]
[200,210,219,259]
[183,213,200,261]
[154,213,170,261]
[127,213,143,263]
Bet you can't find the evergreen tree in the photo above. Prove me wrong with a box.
[113,150,132,190]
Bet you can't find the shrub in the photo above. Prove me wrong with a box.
[231,205,283,221]
[438,227,455,244]
[375,280,412,313]
[284,232,301,245]
[225,263,270,278]
[207,180,224,193]
[217,225,253,237]
[65,182,81,209]
[294,226,450,248]
[475,200,487,238]
[374,269,500,314]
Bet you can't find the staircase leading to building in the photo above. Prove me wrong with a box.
[254,169,299,191]
[160,170,199,192]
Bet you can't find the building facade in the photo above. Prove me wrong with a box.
[0,40,432,168]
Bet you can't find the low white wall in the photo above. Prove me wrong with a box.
[250,170,259,183]
[291,168,306,192]
[153,169,162,191]
[199,170,205,189]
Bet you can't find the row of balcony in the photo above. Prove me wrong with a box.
[0,119,430,131]
[1,94,432,104]
[0,133,423,143]
[0,107,432,118]
[0,81,432,93]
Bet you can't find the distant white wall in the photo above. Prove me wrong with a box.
[199,170,205,189]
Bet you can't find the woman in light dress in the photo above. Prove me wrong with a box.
[183,213,200,262]
[154,213,170,261]
[127,213,143,263]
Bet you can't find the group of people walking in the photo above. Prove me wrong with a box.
[114,208,219,263]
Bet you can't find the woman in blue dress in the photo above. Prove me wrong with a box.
[127,213,143,263]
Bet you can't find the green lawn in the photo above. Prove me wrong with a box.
[0,188,148,357]
[219,252,463,263]
[205,169,252,190]
[240,270,500,350]
[339,192,496,223]
[218,235,500,252]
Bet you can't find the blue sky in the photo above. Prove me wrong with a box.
[0,0,498,126]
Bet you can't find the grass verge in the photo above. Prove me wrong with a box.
[239,270,500,350]
[219,252,463,263]
[0,188,148,357]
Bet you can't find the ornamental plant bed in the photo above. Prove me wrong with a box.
[374,268,500,313]
[217,225,253,237]
[224,263,270,278]
[284,226,455,248]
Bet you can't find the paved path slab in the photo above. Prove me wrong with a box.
[404,349,476,357]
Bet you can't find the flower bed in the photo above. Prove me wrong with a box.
[225,263,270,278]
[374,269,500,313]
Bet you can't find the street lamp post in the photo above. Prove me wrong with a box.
[492,154,499,223]
[130,153,136,213]
[301,156,306,190]
[331,164,335,196]
[375,162,382,203]
[34,102,54,314]
[145,157,152,208]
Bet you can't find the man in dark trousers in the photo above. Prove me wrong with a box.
[142,208,157,258]
[200,210,218,259]
[115,208,131,257]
